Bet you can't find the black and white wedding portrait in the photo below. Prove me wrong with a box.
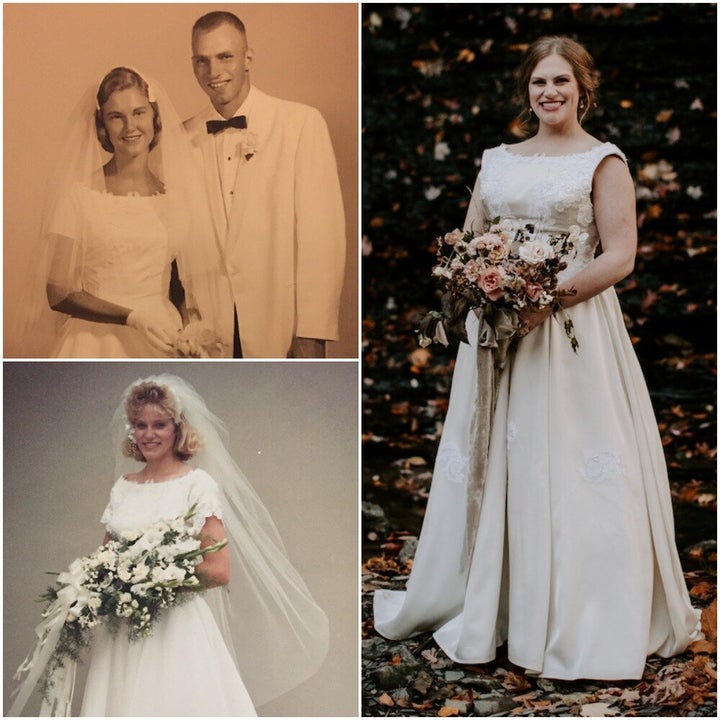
[4,361,358,716]
[4,3,358,359]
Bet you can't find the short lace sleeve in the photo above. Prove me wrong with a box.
[187,469,225,533]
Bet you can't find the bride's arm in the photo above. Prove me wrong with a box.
[557,155,637,307]
[194,515,230,588]
[49,288,132,324]
[520,155,637,331]
[45,232,177,352]
[49,288,176,354]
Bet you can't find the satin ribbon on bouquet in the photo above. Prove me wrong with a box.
[463,307,519,569]
[9,587,77,716]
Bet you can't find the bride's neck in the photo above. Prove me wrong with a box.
[141,457,187,481]
[103,155,158,195]
[524,123,593,154]
[533,120,588,144]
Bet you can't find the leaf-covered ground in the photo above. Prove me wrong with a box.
[361,3,716,717]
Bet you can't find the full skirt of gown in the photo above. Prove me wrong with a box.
[376,292,701,679]
[81,594,256,716]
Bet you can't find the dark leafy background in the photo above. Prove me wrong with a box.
[362,3,716,717]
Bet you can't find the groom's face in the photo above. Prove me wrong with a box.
[192,23,252,118]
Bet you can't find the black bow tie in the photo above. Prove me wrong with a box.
[206,115,247,134]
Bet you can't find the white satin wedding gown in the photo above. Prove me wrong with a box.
[374,143,700,680]
[81,468,256,716]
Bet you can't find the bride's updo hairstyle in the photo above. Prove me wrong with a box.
[514,36,599,131]
[95,67,162,153]
[123,381,202,462]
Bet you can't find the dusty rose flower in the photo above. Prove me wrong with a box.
[478,267,506,301]
[524,283,544,302]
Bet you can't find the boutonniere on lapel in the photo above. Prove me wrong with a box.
[235,130,260,161]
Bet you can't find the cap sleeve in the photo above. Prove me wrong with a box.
[188,469,225,533]
[595,142,627,166]
[100,478,124,527]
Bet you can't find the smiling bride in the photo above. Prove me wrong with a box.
[19,67,232,358]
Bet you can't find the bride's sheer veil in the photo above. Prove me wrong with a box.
[11,68,232,357]
[111,374,330,706]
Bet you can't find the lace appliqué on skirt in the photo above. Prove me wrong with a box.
[580,450,624,485]
[434,441,469,485]
[506,420,518,451]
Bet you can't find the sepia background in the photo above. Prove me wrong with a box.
[3,361,358,716]
[3,2,359,358]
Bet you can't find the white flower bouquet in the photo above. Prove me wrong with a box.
[24,504,226,702]
[419,218,580,351]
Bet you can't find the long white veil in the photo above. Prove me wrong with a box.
[111,374,330,706]
[8,69,233,357]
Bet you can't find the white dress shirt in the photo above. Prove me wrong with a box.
[210,86,256,220]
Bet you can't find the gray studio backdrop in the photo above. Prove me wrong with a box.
[3,361,358,716]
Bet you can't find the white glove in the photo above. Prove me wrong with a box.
[126,309,178,354]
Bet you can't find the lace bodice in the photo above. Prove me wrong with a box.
[50,184,175,307]
[100,467,224,537]
[477,143,626,280]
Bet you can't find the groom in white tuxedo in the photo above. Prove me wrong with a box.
[184,11,346,358]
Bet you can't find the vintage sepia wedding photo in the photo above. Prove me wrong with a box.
[4,3,358,360]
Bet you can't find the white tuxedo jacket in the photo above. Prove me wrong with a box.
[184,88,346,358]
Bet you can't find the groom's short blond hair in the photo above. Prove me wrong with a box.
[192,11,247,41]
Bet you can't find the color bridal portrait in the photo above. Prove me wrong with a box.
[361,3,716,717]
[3,3,358,359]
[4,361,358,716]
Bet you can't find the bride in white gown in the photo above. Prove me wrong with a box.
[11,375,329,716]
[16,67,232,358]
[374,36,700,680]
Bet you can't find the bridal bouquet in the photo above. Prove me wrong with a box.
[418,218,579,351]
[12,504,226,710]
[174,321,228,358]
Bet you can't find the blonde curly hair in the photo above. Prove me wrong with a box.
[122,381,202,462]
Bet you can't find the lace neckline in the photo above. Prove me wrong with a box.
[98,188,164,198]
[121,467,197,486]
[499,142,609,159]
